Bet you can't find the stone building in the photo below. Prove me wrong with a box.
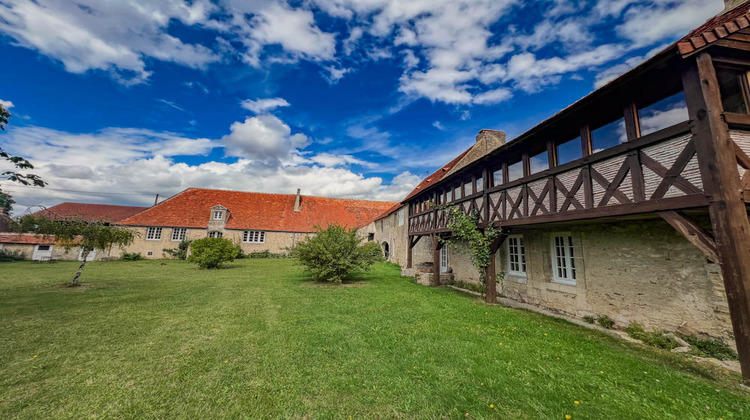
[118,188,396,259]
[388,0,750,381]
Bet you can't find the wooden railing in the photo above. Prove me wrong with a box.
[408,122,719,235]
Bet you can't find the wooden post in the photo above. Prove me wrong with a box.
[581,125,592,157]
[432,234,442,286]
[485,232,509,304]
[683,52,750,384]
[623,102,640,141]
[407,235,414,268]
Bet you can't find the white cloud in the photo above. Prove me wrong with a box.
[0,99,14,109]
[432,121,446,131]
[616,0,723,47]
[240,98,291,114]
[221,115,310,162]
[322,66,351,84]
[473,88,513,105]
[310,152,375,168]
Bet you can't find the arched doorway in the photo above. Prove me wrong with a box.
[381,242,390,260]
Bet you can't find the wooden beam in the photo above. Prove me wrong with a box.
[624,102,641,141]
[683,52,750,385]
[659,211,719,263]
[581,125,592,157]
[432,234,442,286]
[485,232,509,304]
[547,140,557,168]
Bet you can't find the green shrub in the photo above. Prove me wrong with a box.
[0,249,25,262]
[289,224,383,283]
[234,243,245,259]
[163,240,191,260]
[188,238,239,269]
[121,252,143,261]
[625,323,678,350]
[582,315,596,324]
[597,315,614,329]
[680,335,738,360]
[247,250,289,259]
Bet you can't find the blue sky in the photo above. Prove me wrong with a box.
[0,0,725,212]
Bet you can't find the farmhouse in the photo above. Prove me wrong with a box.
[118,188,396,258]
[390,0,750,382]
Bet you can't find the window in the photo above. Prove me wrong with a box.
[367,233,374,242]
[171,228,187,241]
[529,150,549,174]
[556,137,582,165]
[492,169,503,186]
[591,117,627,153]
[508,160,524,182]
[398,209,405,226]
[454,185,462,200]
[208,231,223,238]
[213,210,224,220]
[638,91,689,136]
[242,230,265,243]
[146,227,162,241]
[475,177,483,192]
[37,245,51,251]
[463,180,473,197]
[507,235,526,276]
[717,67,750,114]
[551,234,576,285]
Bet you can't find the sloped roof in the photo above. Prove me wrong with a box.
[118,188,397,233]
[0,233,55,245]
[368,202,404,225]
[677,1,750,56]
[35,202,148,223]
[401,147,473,203]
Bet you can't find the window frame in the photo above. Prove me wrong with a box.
[550,233,577,285]
[171,227,187,242]
[207,231,223,238]
[398,209,405,226]
[506,234,527,277]
[213,210,224,220]
[242,230,266,244]
[146,227,162,241]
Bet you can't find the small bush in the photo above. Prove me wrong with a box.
[680,335,738,360]
[188,237,239,269]
[625,323,678,350]
[234,243,245,259]
[0,249,25,262]
[163,240,191,260]
[247,250,289,259]
[290,224,383,282]
[121,252,143,261]
[597,315,614,329]
[582,315,596,324]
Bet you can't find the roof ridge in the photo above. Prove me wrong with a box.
[175,187,397,204]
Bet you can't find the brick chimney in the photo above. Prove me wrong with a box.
[294,189,302,213]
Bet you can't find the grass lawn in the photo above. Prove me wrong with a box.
[1,259,748,419]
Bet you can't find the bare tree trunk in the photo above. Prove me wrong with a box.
[72,248,90,285]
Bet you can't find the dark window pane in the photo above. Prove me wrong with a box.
[638,91,688,136]
[556,137,582,165]
[508,160,524,182]
[591,117,626,153]
[529,151,549,173]
[493,169,503,186]
[717,68,748,114]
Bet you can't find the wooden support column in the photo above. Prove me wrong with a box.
[683,52,750,385]
[485,232,509,304]
[581,125,592,157]
[432,234,443,286]
[623,102,641,141]
[407,235,414,268]
[659,211,719,263]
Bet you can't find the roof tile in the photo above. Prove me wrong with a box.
[34,202,148,223]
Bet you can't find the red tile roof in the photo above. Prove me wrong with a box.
[0,233,55,245]
[118,188,397,233]
[677,2,750,56]
[401,147,473,203]
[367,202,404,226]
[34,202,148,223]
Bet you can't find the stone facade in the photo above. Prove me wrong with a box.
[358,206,415,266]
[405,218,734,345]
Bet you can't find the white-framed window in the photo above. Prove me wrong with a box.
[213,210,224,220]
[146,227,162,241]
[398,209,405,226]
[551,233,577,285]
[208,231,223,238]
[243,230,265,243]
[171,228,187,241]
[507,235,526,276]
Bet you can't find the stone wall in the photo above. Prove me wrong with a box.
[358,207,410,266]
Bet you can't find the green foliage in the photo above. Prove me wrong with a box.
[247,250,290,259]
[0,248,25,262]
[582,315,596,324]
[440,205,499,290]
[1,104,46,210]
[596,315,614,329]
[0,191,14,213]
[680,335,738,360]
[625,323,678,350]
[187,237,239,269]
[289,224,383,283]
[121,252,144,261]
[163,240,192,260]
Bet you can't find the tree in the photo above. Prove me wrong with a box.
[163,240,192,260]
[1,104,46,212]
[187,237,239,269]
[290,224,383,283]
[14,215,134,285]
[440,206,500,298]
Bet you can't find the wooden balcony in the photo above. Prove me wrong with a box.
[408,120,750,235]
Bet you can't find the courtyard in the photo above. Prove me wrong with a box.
[0,259,748,418]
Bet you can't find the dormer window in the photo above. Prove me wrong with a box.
[213,211,224,220]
